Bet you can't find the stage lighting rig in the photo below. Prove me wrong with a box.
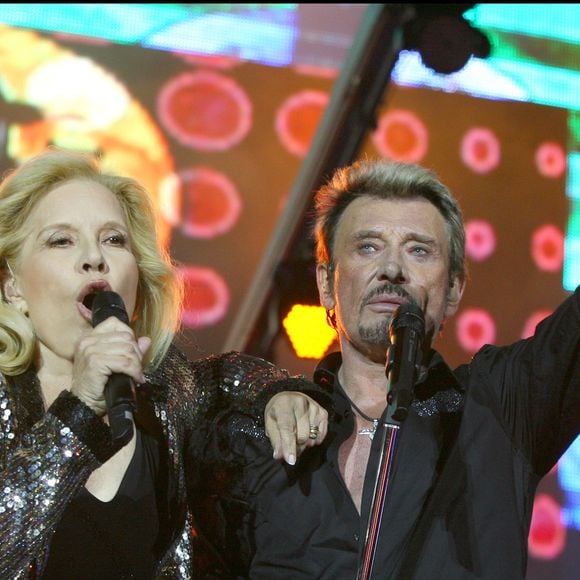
[403,4,491,74]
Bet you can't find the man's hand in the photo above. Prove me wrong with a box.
[265,392,328,465]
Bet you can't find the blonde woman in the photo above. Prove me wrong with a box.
[0,149,327,579]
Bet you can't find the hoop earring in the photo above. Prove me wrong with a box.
[4,260,15,278]
[326,308,337,330]
[2,260,20,306]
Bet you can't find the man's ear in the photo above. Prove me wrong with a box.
[316,262,336,311]
[445,275,465,318]
[2,273,28,315]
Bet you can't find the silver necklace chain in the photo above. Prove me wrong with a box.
[342,390,381,441]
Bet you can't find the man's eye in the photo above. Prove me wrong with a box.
[358,243,377,253]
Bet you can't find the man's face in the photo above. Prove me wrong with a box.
[316,196,464,362]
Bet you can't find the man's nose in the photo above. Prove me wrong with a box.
[377,257,407,284]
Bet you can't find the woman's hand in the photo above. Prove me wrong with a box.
[70,316,150,416]
[265,392,328,465]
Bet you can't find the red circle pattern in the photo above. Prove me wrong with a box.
[178,167,242,239]
[157,70,253,151]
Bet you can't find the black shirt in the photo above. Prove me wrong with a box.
[190,287,580,579]
[43,428,160,579]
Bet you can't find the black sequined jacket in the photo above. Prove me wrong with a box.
[0,346,321,579]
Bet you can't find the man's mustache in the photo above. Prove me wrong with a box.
[362,283,418,307]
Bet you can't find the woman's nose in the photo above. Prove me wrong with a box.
[80,243,109,274]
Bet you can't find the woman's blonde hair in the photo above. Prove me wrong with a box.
[0,148,183,375]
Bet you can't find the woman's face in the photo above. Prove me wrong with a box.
[7,178,140,366]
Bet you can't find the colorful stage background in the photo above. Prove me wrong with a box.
[0,4,578,577]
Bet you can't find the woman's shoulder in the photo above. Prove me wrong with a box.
[168,348,292,382]
[204,350,289,374]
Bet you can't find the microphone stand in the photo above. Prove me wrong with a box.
[357,305,424,579]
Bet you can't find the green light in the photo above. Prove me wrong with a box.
[0,4,298,46]
[483,57,580,111]
[568,153,580,201]
[466,4,580,45]
[563,200,580,290]
[570,113,580,149]
[0,3,194,43]
[564,153,580,290]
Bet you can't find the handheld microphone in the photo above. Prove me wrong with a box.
[385,302,425,422]
[91,290,135,446]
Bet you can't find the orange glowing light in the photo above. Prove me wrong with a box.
[282,304,336,359]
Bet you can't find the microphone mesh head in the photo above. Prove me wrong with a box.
[390,303,425,338]
[91,291,129,327]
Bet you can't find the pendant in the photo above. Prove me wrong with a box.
[358,420,379,441]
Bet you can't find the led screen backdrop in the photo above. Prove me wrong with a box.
[0,4,578,577]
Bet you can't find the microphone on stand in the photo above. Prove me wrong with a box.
[385,302,425,422]
[358,302,426,579]
[91,290,136,447]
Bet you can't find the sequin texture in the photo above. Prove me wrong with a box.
[0,345,322,578]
